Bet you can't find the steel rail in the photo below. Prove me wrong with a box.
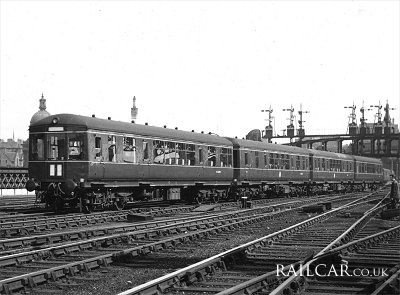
[0,192,357,293]
[0,194,346,248]
[268,193,391,295]
[210,196,388,295]
[116,191,380,295]
[0,201,281,251]
[0,206,196,237]
[0,205,194,224]
[0,206,301,293]
[0,204,300,268]
[304,225,400,295]
[370,268,400,295]
[316,224,400,259]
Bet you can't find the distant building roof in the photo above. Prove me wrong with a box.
[0,140,21,149]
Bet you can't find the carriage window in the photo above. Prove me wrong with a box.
[220,148,232,167]
[31,134,45,160]
[199,148,203,164]
[165,141,179,165]
[255,151,260,168]
[264,153,268,168]
[123,137,136,163]
[108,135,116,162]
[47,134,66,160]
[153,140,165,164]
[282,154,290,170]
[94,137,102,160]
[208,146,217,167]
[186,144,195,166]
[177,143,186,165]
[68,134,83,160]
[269,153,275,168]
[143,141,149,161]
[296,156,301,170]
[244,152,249,166]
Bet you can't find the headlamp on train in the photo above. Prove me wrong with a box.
[51,117,59,125]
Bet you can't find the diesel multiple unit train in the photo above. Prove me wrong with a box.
[26,114,387,211]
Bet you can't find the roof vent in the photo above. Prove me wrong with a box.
[201,131,204,134]
[145,122,148,125]
[175,127,178,130]
[92,114,96,118]
[131,120,135,123]
[208,132,212,135]
[108,117,111,120]
[164,125,167,128]
[191,130,194,132]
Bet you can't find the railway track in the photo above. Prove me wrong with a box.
[0,193,358,238]
[0,194,359,254]
[0,206,197,238]
[0,195,40,212]
[300,225,400,295]
[113,190,394,295]
[0,190,387,294]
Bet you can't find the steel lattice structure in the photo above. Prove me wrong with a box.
[0,168,29,189]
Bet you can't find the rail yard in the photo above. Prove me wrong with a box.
[2,1,400,294]
[0,108,398,294]
[0,187,397,294]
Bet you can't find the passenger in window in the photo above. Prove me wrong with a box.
[108,145,116,162]
[154,148,164,164]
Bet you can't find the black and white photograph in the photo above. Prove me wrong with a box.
[0,1,399,294]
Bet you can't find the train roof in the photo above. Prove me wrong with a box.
[352,154,382,164]
[29,114,233,146]
[310,148,355,160]
[226,137,310,155]
[309,149,381,163]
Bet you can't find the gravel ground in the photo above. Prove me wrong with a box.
[25,212,307,295]
[20,198,382,295]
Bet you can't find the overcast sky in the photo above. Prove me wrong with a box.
[0,0,399,142]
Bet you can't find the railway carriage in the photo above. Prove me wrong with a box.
[353,155,383,184]
[26,113,388,211]
[310,149,355,185]
[229,138,311,184]
[228,138,311,197]
[308,150,382,192]
[27,114,234,210]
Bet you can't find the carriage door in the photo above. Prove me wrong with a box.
[309,153,314,180]
[91,135,105,179]
[233,147,240,181]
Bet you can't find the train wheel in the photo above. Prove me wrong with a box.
[83,204,94,213]
[113,200,126,211]
[195,194,205,204]
[212,194,220,203]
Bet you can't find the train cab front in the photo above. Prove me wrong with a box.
[26,115,88,209]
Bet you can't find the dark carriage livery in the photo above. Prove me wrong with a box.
[26,114,385,211]
[26,114,234,210]
[228,138,311,197]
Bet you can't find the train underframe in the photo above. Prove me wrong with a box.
[34,179,381,213]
